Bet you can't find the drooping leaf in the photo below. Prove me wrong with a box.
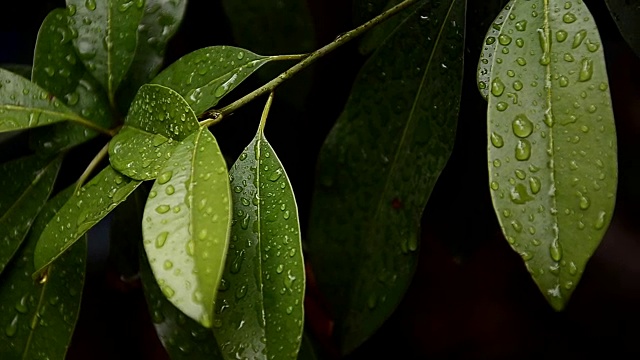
[0,64,32,79]
[151,46,273,115]
[0,68,86,133]
[139,250,222,359]
[485,0,617,310]
[307,0,466,353]
[606,0,640,58]
[109,84,199,180]
[33,165,141,272]
[65,0,145,101]
[30,8,113,154]
[358,0,404,55]
[110,185,147,278]
[215,108,305,360]
[0,155,61,275]
[117,0,187,110]
[0,186,86,359]
[477,0,516,100]
[142,127,231,328]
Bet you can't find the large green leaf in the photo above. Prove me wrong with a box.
[0,68,86,133]
[0,155,61,275]
[215,109,305,360]
[0,186,86,359]
[606,0,640,58]
[142,127,231,328]
[30,8,113,154]
[151,46,273,115]
[139,250,222,359]
[66,0,145,101]
[485,0,618,310]
[109,84,200,180]
[307,0,466,353]
[33,165,141,272]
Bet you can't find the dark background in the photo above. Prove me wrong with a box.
[1,0,639,359]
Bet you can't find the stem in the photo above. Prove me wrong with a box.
[270,54,308,61]
[217,0,419,117]
[258,92,275,134]
[70,115,116,136]
[75,143,109,192]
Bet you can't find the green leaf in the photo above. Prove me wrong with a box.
[485,0,618,310]
[0,65,32,79]
[0,155,62,275]
[0,186,86,359]
[0,68,85,133]
[33,165,141,272]
[215,116,305,360]
[142,127,231,328]
[307,0,465,353]
[477,0,515,100]
[30,8,113,154]
[606,0,640,58]
[358,0,404,55]
[66,0,145,101]
[109,84,200,180]
[139,250,223,359]
[117,0,187,110]
[151,46,272,115]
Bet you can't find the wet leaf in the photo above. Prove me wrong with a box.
[30,8,113,154]
[66,0,145,101]
[117,0,187,110]
[606,0,640,58]
[358,0,404,55]
[139,250,222,359]
[142,127,231,328]
[215,108,305,360]
[33,165,141,272]
[0,155,61,275]
[485,0,618,310]
[0,186,86,359]
[0,65,32,79]
[151,46,272,115]
[307,0,465,353]
[0,68,85,133]
[109,84,199,180]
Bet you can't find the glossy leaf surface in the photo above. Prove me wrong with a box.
[215,123,305,359]
[109,84,199,180]
[66,0,145,101]
[0,68,83,133]
[34,166,141,272]
[0,186,86,359]
[606,0,640,58]
[0,155,61,275]
[30,9,112,153]
[307,0,466,352]
[485,0,617,310]
[151,46,271,115]
[142,128,231,328]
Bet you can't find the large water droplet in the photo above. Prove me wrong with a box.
[5,315,18,337]
[556,30,568,42]
[563,12,577,23]
[490,132,504,148]
[529,176,541,194]
[158,171,173,185]
[491,77,505,97]
[155,232,169,248]
[594,211,606,230]
[515,20,527,31]
[512,114,533,138]
[549,239,562,261]
[579,58,593,82]
[498,34,512,45]
[15,294,28,314]
[85,0,97,11]
[572,30,587,49]
[156,205,170,214]
[515,139,532,161]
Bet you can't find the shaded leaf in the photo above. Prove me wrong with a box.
[485,0,617,310]
[215,111,305,360]
[606,0,640,58]
[30,8,113,154]
[66,0,145,101]
[358,0,404,55]
[0,155,61,275]
[307,0,466,353]
[142,128,231,328]
[34,165,141,272]
[0,186,86,359]
[0,68,85,133]
[297,334,318,360]
[151,46,272,115]
[110,185,148,278]
[109,84,199,180]
[0,64,32,79]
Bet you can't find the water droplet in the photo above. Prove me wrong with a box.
[230,251,244,274]
[286,306,294,315]
[491,77,505,97]
[496,102,508,111]
[563,12,577,23]
[586,39,599,52]
[529,176,541,194]
[186,240,195,256]
[511,220,523,232]
[556,30,568,42]
[269,170,282,182]
[490,132,504,148]
[515,20,527,31]
[498,34,512,45]
[158,171,173,184]
[515,169,526,180]
[512,114,533,138]
[572,30,587,49]
[513,80,523,91]
[515,139,532,161]
[85,0,97,11]
[516,38,524,48]
[485,37,496,45]
[235,285,247,299]
[156,205,170,214]
[579,58,593,82]
[516,57,527,66]
[149,191,157,199]
[165,185,175,195]
[367,295,377,309]
[549,239,562,261]
[510,183,534,204]
[493,159,501,167]
[15,294,28,314]
[161,285,175,298]
[5,314,18,337]
[594,211,606,230]
[569,262,578,275]
[579,194,590,210]
[163,260,173,270]
[155,232,168,248]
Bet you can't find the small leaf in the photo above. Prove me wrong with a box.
[0,68,84,133]
[485,0,618,310]
[0,64,32,79]
[0,186,86,359]
[606,0,640,58]
[30,8,113,153]
[0,155,61,275]
[33,166,141,272]
[307,0,465,353]
[109,84,199,180]
[142,127,231,328]
[215,112,305,360]
[139,250,223,359]
[151,46,272,115]
[66,0,145,101]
